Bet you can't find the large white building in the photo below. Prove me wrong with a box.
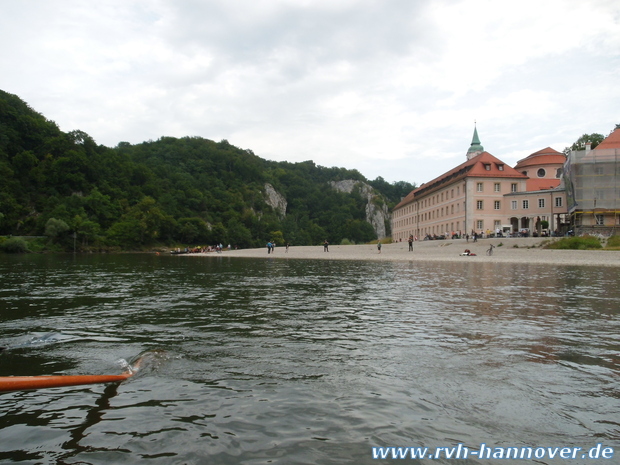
[392,128,568,241]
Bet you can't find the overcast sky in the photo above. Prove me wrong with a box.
[2,0,619,185]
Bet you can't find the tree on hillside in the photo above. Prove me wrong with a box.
[45,218,70,238]
[369,177,416,206]
[563,133,604,154]
[0,89,412,250]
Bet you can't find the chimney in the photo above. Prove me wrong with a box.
[585,141,592,154]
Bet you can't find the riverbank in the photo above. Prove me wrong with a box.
[186,237,620,267]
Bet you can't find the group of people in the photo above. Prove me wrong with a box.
[465,233,478,243]
[267,242,290,254]
[173,243,233,254]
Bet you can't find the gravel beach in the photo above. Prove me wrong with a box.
[189,238,620,267]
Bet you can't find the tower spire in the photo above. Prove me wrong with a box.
[466,123,484,160]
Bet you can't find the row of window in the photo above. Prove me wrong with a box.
[477,182,519,193]
[476,200,502,210]
[396,197,565,228]
[475,220,503,230]
[517,198,563,209]
[423,185,464,208]
[397,181,527,216]
[521,168,563,178]
[398,210,597,239]
[475,197,564,210]
[406,180,516,211]
[483,163,504,171]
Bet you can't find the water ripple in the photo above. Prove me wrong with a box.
[0,255,618,464]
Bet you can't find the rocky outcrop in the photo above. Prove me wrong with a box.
[329,180,390,239]
[264,183,287,217]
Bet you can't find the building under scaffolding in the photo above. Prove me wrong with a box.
[564,126,620,236]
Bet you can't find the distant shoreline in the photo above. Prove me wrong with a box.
[181,238,620,268]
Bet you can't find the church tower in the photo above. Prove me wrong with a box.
[466,125,484,160]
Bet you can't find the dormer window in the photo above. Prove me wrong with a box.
[497,164,504,171]
[484,164,491,171]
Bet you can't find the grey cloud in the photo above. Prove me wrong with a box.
[160,1,430,67]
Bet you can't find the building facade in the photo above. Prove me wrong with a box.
[508,147,568,234]
[392,128,569,241]
[564,126,620,235]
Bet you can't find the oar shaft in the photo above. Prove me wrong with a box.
[0,373,132,393]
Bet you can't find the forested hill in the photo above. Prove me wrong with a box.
[0,90,415,251]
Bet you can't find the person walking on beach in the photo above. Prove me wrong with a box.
[285,243,290,253]
[323,240,329,252]
[408,235,414,251]
[267,241,272,254]
[377,242,382,254]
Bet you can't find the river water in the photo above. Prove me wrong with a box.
[0,254,618,464]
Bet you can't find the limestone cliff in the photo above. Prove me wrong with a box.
[329,180,390,239]
[264,183,287,217]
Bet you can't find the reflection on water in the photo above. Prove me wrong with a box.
[0,254,618,464]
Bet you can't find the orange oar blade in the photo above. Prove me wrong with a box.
[0,373,133,393]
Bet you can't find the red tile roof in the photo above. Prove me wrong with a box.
[581,128,620,162]
[525,178,561,191]
[514,147,566,169]
[595,127,620,150]
[395,151,527,209]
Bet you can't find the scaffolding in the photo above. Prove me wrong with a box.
[564,146,620,236]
